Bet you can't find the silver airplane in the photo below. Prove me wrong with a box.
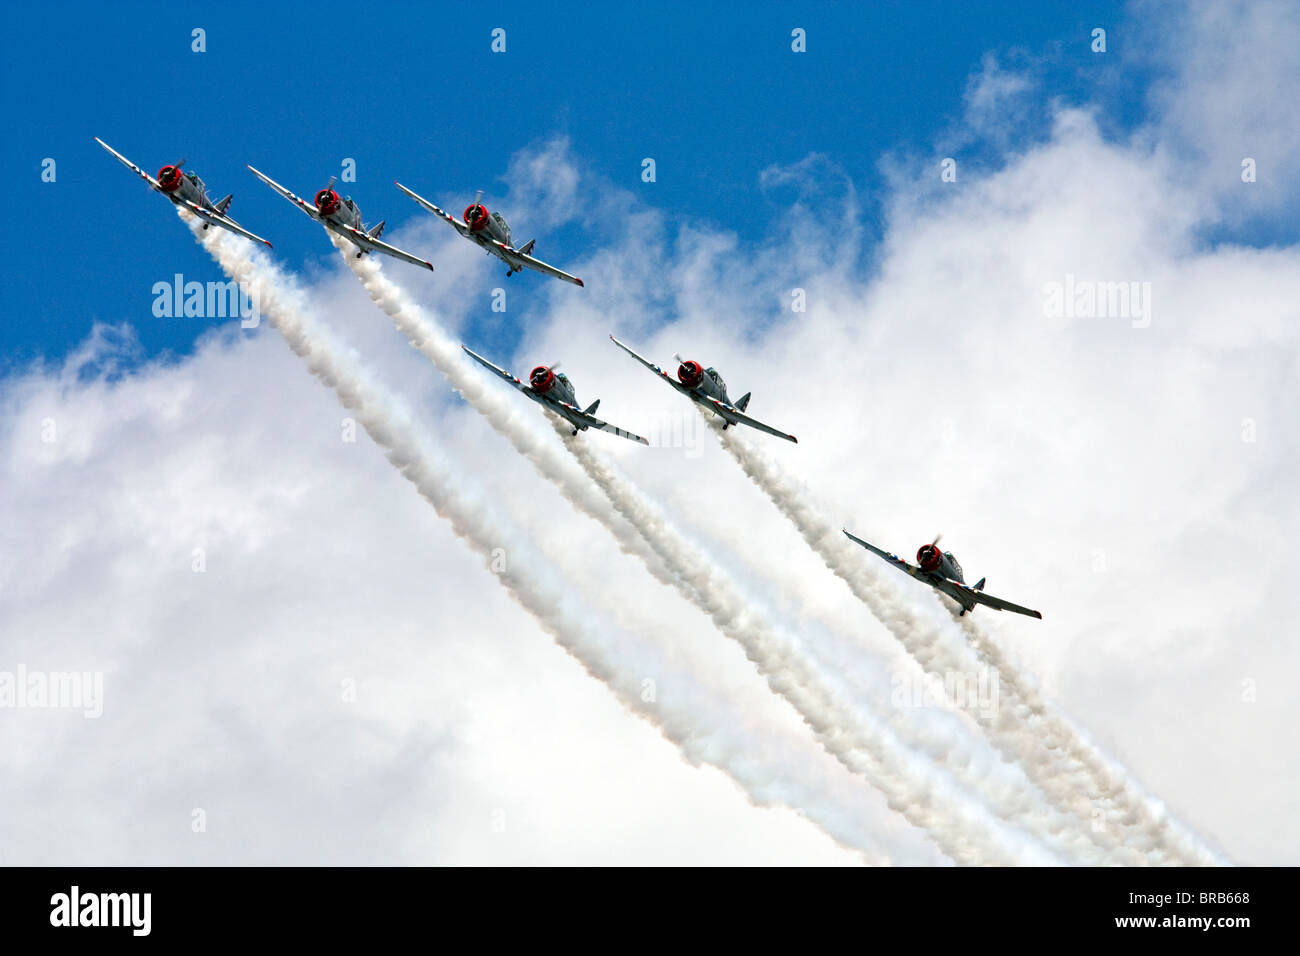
[247,166,432,271]
[462,346,647,443]
[842,531,1043,619]
[95,137,272,247]
[395,183,584,286]
[609,335,798,443]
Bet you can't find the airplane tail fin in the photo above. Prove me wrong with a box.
[735,392,751,412]
[367,220,386,239]
[959,578,986,616]
[518,238,536,256]
[214,194,233,215]
[582,399,600,416]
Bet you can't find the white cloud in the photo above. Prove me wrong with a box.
[4,1,1298,864]
[1137,0,1300,224]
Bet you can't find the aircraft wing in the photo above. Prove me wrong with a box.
[95,137,164,191]
[394,182,472,238]
[247,165,322,222]
[609,335,694,397]
[701,395,798,443]
[494,241,584,287]
[845,529,1043,619]
[552,400,649,444]
[461,345,531,394]
[204,213,273,247]
[336,223,433,271]
[948,581,1043,619]
[611,335,794,441]
[180,200,273,247]
[462,346,647,444]
[842,530,930,582]
[97,139,271,246]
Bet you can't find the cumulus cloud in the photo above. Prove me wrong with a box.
[1137,0,1300,225]
[3,1,1298,864]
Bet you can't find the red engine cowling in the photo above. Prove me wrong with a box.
[157,166,183,193]
[677,360,704,389]
[464,204,489,232]
[315,188,341,217]
[916,544,943,572]
[529,366,555,394]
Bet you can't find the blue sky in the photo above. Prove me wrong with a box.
[2,0,1139,369]
[5,2,1300,866]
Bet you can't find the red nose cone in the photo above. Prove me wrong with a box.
[315,189,340,216]
[529,366,555,393]
[157,166,182,193]
[464,204,489,232]
[677,361,703,388]
[916,546,942,572]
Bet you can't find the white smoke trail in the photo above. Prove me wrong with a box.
[181,211,902,864]
[333,243,1054,864]
[713,418,1223,865]
[553,415,1066,865]
[555,413,1115,863]
[955,614,1226,866]
[330,234,686,592]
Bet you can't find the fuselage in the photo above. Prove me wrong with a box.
[916,543,965,585]
[157,165,213,212]
[529,365,575,403]
[315,188,364,230]
[915,542,978,611]
[676,359,729,404]
[529,365,590,431]
[465,203,512,246]
[465,202,524,270]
